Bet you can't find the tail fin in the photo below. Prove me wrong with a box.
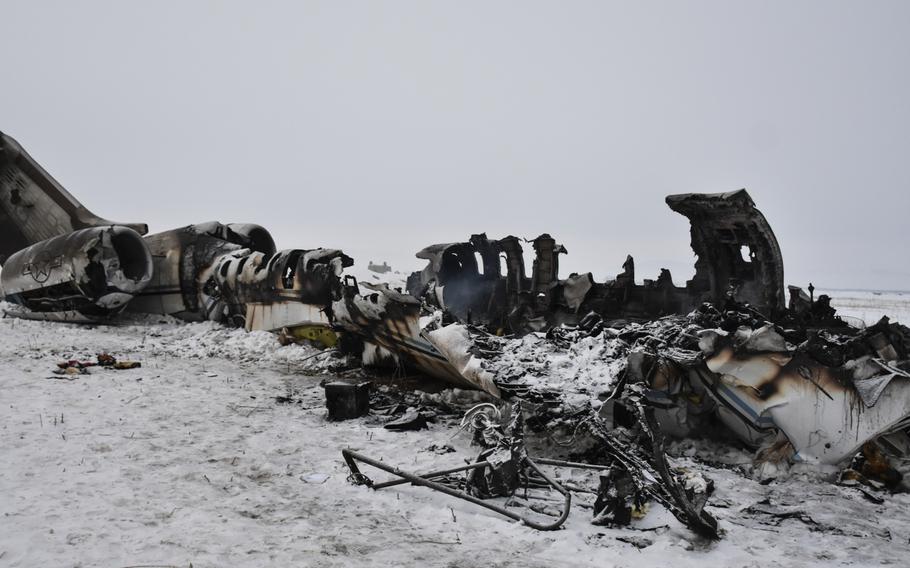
[0,131,148,263]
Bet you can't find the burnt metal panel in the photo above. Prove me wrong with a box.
[665,189,785,313]
[209,247,353,328]
[1,226,152,317]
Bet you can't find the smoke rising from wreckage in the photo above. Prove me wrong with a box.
[2,129,910,542]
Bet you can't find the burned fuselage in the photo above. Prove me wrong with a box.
[128,222,276,321]
[0,132,348,341]
[209,246,352,342]
[404,190,784,336]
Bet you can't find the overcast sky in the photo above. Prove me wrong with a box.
[2,1,908,290]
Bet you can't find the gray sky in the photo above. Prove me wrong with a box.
[2,1,908,290]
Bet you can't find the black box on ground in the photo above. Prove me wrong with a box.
[324,380,371,420]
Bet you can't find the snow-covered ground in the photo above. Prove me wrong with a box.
[2,291,910,567]
[822,289,910,327]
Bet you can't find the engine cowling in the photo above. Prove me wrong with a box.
[1,225,152,317]
[126,221,276,320]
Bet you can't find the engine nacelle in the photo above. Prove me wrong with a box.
[1,226,152,317]
[126,222,276,320]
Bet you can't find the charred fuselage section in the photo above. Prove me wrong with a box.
[0,132,348,340]
[128,221,277,321]
[209,247,352,338]
[405,189,784,335]
[120,222,351,342]
[666,190,784,313]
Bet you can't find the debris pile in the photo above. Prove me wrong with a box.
[338,292,910,538]
[314,190,910,537]
[342,399,720,538]
[53,353,142,376]
[447,298,910,472]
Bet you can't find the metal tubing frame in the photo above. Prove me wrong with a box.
[341,448,571,531]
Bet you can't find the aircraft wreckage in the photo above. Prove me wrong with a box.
[3,130,910,537]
